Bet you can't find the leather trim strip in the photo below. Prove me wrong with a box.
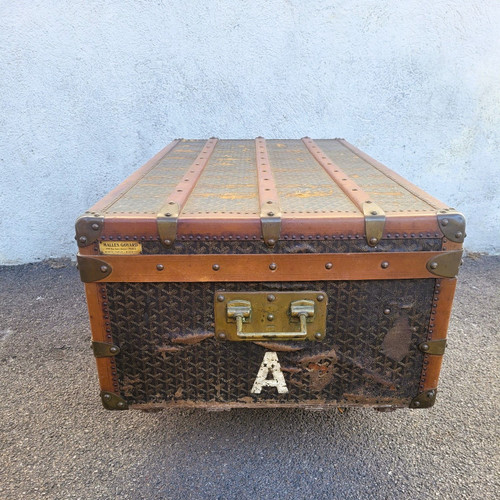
[302,138,386,247]
[256,137,281,246]
[157,138,218,246]
[77,250,459,283]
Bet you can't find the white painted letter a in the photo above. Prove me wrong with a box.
[251,351,289,394]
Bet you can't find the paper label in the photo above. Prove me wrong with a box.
[99,241,142,255]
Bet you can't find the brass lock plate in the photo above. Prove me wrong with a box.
[214,291,328,342]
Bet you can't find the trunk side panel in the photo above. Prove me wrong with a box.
[105,279,435,407]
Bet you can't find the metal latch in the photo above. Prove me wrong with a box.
[419,339,447,355]
[92,341,120,358]
[215,291,327,342]
[362,201,386,246]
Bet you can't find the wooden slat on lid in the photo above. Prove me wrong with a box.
[337,139,448,210]
[157,138,218,246]
[302,138,386,247]
[89,139,183,214]
[255,137,281,246]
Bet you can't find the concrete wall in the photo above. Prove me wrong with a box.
[1,1,499,264]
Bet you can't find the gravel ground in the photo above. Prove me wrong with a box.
[0,255,498,500]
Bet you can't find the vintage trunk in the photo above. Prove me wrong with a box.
[76,138,465,411]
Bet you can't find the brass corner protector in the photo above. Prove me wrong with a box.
[410,389,437,409]
[92,341,120,358]
[426,250,463,278]
[419,339,447,355]
[75,214,104,248]
[362,202,386,246]
[100,391,128,411]
[437,210,466,243]
[77,255,112,283]
[261,215,281,247]
[157,202,179,247]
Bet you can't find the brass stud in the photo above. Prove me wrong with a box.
[100,265,108,273]
[315,332,322,339]
[79,236,87,244]
[109,346,119,354]
[441,218,449,226]
[165,212,172,217]
[421,343,429,351]
[156,264,164,271]
[269,262,277,270]
[267,238,276,246]
[414,400,421,407]
[217,294,225,302]
[267,314,274,321]
[267,211,274,216]
[117,402,125,409]
[455,231,463,239]
[317,294,325,302]
[267,294,276,302]
[383,308,391,315]
[163,239,172,246]
[381,261,389,269]
[369,237,378,245]
[370,211,378,216]
[91,223,100,230]
[325,262,333,270]
[103,393,111,400]
[218,332,226,340]
[212,264,220,271]
[430,262,438,269]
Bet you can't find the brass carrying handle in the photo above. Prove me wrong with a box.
[227,299,315,339]
[235,313,309,339]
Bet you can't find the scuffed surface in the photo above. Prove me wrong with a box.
[381,314,413,362]
[1,1,499,263]
[0,255,498,498]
